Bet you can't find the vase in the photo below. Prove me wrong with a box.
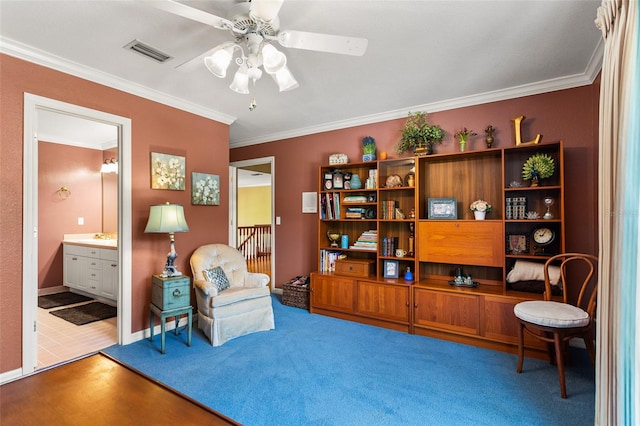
[530,176,539,187]
[485,136,494,148]
[474,210,486,220]
[362,154,376,162]
[459,141,467,152]
[350,174,362,189]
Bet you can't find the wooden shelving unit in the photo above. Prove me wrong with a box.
[311,141,565,357]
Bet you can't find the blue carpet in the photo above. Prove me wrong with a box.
[103,295,594,425]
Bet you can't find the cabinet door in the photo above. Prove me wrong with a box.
[482,295,546,349]
[100,259,118,300]
[63,253,88,290]
[311,275,355,313]
[356,281,409,322]
[414,288,480,335]
[418,221,503,267]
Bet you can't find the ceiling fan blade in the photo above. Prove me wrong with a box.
[277,30,368,56]
[249,0,284,22]
[174,46,222,72]
[147,0,234,31]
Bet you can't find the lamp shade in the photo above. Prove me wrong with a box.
[204,44,235,78]
[262,44,287,74]
[229,66,250,94]
[144,203,189,234]
[271,65,299,92]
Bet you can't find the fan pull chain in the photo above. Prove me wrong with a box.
[249,98,257,111]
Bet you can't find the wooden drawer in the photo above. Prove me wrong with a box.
[418,221,504,267]
[152,275,191,310]
[334,259,375,278]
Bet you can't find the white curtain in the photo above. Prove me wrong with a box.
[594,1,638,424]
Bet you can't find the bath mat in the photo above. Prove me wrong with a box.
[50,302,116,325]
[38,292,93,309]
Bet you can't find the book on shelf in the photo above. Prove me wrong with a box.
[319,249,342,272]
[343,195,368,203]
[350,230,378,250]
[320,192,341,220]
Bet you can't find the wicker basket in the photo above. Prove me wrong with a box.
[282,277,310,310]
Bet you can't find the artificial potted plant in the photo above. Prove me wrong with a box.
[394,111,445,156]
[362,136,376,161]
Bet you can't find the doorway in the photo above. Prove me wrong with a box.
[22,94,133,375]
[230,157,276,290]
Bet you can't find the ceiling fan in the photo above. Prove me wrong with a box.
[149,0,368,95]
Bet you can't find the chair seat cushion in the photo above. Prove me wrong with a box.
[514,301,590,328]
[211,286,270,308]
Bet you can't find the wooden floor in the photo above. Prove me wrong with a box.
[38,301,117,369]
[1,353,238,425]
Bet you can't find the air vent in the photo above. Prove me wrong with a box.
[124,39,173,63]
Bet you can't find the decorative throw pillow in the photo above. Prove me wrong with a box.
[506,260,561,286]
[203,266,231,292]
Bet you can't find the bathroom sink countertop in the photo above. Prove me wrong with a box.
[63,233,117,249]
[63,239,118,249]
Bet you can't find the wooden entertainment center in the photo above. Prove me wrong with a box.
[311,141,565,356]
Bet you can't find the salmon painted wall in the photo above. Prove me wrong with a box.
[0,54,230,373]
[38,142,103,289]
[231,83,600,290]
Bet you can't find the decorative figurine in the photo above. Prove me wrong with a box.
[484,125,495,148]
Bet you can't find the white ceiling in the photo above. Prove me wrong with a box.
[0,1,602,148]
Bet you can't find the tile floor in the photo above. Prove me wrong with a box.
[37,300,117,369]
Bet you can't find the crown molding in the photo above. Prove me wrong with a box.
[2,35,602,149]
[0,37,236,126]
[231,40,604,148]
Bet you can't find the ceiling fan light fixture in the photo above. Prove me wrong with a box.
[272,65,299,92]
[229,66,250,94]
[250,0,284,22]
[204,44,235,78]
[262,44,287,74]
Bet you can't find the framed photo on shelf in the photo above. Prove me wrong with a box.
[506,233,530,255]
[383,260,399,279]
[427,198,457,219]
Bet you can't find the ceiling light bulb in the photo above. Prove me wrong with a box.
[262,44,287,75]
[272,65,299,92]
[229,67,250,94]
[204,45,234,78]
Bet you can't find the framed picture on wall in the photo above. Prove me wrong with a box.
[191,172,220,206]
[150,152,185,190]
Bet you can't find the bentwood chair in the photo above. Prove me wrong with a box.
[513,253,598,398]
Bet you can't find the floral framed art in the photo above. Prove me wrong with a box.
[150,152,185,190]
[191,172,220,206]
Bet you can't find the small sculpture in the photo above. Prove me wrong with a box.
[484,125,495,148]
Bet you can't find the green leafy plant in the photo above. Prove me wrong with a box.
[362,136,376,155]
[394,111,445,154]
[522,153,555,181]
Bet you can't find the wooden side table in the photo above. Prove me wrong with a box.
[149,303,192,354]
[149,274,193,354]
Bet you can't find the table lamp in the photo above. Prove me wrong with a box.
[144,202,190,277]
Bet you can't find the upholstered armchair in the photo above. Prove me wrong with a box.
[190,244,275,346]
